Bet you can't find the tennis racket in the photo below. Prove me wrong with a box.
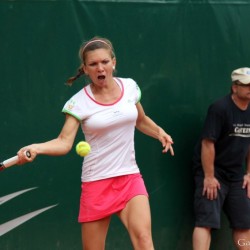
[0,151,31,172]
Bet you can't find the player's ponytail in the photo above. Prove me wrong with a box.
[65,67,84,86]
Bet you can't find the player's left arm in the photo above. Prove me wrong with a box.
[243,145,250,198]
[135,102,174,155]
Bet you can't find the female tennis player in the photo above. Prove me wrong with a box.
[17,37,174,250]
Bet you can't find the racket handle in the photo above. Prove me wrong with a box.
[1,151,31,169]
[2,156,19,168]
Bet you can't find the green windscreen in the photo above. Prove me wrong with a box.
[1,1,249,249]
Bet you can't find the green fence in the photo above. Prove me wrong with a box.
[1,0,250,249]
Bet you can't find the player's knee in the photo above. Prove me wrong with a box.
[134,231,153,249]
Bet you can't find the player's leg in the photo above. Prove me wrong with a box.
[81,216,111,250]
[117,195,154,250]
[78,178,114,250]
[192,227,211,250]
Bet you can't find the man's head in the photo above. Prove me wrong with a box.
[231,67,250,103]
[231,67,250,85]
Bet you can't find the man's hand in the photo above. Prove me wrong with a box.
[203,176,221,200]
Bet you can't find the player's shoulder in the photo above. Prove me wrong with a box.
[115,77,136,85]
[70,86,87,100]
[115,77,139,91]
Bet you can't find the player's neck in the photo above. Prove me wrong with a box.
[90,79,121,103]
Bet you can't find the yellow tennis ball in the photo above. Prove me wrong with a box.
[76,141,91,157]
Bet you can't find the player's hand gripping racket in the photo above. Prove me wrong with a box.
[0,151,31,171]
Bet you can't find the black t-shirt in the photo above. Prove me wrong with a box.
[193,94,250,181]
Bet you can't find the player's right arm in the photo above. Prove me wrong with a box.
[18,114,80,163]
[201,138,221,200]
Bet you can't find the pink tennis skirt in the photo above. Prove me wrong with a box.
[78,173,148,222]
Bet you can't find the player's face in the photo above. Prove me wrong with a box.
[83,48,115,87]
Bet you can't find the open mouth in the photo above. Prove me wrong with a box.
[98,75,105,80]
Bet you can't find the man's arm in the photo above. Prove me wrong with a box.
[201,139,221,200]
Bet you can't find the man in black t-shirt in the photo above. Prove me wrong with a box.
[192,67,250,250]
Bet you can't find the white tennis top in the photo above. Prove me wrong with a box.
[62,77,141,182]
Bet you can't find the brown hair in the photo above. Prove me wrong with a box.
[66,37,116,86]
